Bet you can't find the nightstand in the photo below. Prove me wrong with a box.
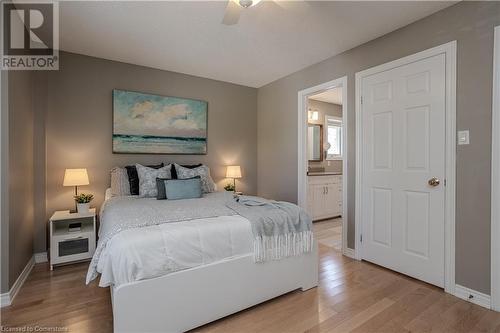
[49,209,96,270]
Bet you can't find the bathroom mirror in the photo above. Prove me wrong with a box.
[308,124,323,161]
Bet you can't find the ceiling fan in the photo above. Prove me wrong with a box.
[221,0,307,26]
[222,0,262,25]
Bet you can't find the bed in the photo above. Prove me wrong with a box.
[90,189,318,333]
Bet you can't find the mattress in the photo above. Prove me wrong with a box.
[96,192,253,287]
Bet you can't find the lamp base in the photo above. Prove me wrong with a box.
[72,186,78,213]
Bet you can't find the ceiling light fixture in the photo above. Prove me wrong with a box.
[239,0,262,8]
[238,0,254,8]
[222,0,262,25]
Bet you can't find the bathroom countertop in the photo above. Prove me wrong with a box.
[307,172,343,176]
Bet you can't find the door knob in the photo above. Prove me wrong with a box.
[428,177,440,187]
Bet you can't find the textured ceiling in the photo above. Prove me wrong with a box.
[59,1,455,87]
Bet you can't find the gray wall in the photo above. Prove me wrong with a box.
[257,1,499,294]
[7,71,35,290]
[307,99,343,173]
[1,70,9,294]
[32,52,257,253]
[33,73,47,254]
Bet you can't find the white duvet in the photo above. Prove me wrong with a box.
[96,214,253,288]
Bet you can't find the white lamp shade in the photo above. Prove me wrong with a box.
[226,165,242,179]
[63,168,89,187]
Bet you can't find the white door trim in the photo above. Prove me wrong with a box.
[355,41,457,293]
[491,26,500,312]
[298,76,350,256]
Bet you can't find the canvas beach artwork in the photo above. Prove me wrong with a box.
[113,90,208,154]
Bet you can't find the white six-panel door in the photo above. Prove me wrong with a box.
[360,54,446,287]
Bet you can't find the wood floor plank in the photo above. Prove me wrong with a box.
[396,292,460,333]
[469,310,500,333]
[436,300,490,333]
[373,287,442,333]
[329,297,395,333]
[1,219,499,333]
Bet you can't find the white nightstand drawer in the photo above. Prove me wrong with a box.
[51,233,95,265]
[50,209,96,269]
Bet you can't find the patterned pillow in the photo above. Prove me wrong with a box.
[171,163,202,179]
[174,164,216,193]
[110,167,131,197]
[136,164,172,197]
[125,163,164,195]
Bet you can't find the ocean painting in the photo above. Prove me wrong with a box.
[113,90,207,154]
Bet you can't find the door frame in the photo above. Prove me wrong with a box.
[491,26,500,312]
[355,41,457,293]
[297,76,351,257]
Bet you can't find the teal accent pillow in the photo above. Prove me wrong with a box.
[164,177,202,200]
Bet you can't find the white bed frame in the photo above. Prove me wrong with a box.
[103,189,318,332]
[111,244,318,333]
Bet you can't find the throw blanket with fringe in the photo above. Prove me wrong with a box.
[226,196,313,262]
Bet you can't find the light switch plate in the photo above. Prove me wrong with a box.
[458,130,470,145]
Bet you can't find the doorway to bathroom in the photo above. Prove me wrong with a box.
[298,77,350,257]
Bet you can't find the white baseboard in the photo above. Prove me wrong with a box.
[0,255,35,307]
[454,284,491,309]
[34,252,48,263]
[0,292,10,307]
[342,247,357,259]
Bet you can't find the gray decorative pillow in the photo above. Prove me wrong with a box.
[155,177,170,200]
[174,164,216,193]
[136,164,172,197]
[110,167,131,197]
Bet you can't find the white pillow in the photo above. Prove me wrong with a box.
[110,167,130,197]
[136,164,172,197]
[174,164,216,193]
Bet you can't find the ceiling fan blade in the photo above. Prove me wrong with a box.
[222,0,242,25]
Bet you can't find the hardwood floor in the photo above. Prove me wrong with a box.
[314,218,342,252]
[2,219,500,332]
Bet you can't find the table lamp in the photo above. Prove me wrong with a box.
[63,168,89,212]
[226,165,242,193]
